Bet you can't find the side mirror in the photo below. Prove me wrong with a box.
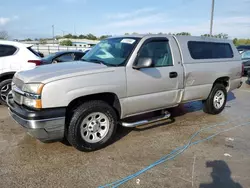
[133,57,153,69]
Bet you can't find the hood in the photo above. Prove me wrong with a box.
[15,61,113,83]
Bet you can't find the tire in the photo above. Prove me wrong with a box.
[0,79,12,106]
[203,84,227,115]
[67,100,117,152]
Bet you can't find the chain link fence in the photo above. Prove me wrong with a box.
[32,45,91,56]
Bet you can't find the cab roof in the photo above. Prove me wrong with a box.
[109,34,232,43]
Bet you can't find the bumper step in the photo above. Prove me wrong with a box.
[121,111,171,128]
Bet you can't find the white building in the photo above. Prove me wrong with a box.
[58,38,99,47]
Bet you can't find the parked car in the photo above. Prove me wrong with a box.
[241,50,250,75]
[237,45,250,54]
[8,35,242,151]
[41,50,89,65]
[0,40,41,105]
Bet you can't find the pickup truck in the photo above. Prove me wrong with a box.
[8,35,242,151]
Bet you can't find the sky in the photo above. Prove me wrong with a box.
[0,0,249,39]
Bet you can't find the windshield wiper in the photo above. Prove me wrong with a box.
[88,59,107,65]
[86,59,117,67]
[81,58,105,64]
[81,58,117,67]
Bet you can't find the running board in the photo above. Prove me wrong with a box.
[121,111,171,128]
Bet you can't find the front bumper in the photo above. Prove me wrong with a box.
[8,93,66,142]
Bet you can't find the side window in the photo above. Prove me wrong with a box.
[74,52,84,60]
[0,45,17,57]
[57,53,75,62]
[138,40,173,67]
[188,41,233,59]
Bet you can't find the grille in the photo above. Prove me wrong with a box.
[12,91,22,104]
[12,77,24,90]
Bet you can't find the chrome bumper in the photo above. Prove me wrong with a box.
[8,92,66,142]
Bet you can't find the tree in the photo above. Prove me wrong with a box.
[72,35,78,39]
[214,33,228,39]
[0,30,9,40]
[201,33,228,39]
[79,34,86,39]
[176,32,191,36]
[55,35,62,40]
[233,38,238,45]
[245,39,250,44]
[124,33,130,35]
[85,33,97,40]
[60,40,72,46]
[25,38,32,41]
[99,35,111,40]
[201,34,211,37]
[63,34,73,38]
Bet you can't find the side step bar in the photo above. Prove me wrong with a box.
[121,111,171,128]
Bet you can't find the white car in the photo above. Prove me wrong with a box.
[0,40,41,105]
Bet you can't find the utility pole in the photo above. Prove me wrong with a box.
[210,0,215,36]
[52,25,55,45]
[74,24,76,36]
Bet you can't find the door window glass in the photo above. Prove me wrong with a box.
[138,40,173,67]
[188,41,234,59]
[57,53,74,62]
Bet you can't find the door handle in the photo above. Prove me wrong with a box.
[169,72,178,78]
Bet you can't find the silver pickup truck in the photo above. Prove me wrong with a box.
[8,35,242,151]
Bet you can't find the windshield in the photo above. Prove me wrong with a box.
[82,37,140,66]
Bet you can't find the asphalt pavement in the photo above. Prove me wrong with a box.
[0,80,250,188]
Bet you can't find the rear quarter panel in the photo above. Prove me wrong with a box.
[174,36,242,102]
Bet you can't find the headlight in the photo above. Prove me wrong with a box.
[22,83,44,94]
[22,83,44,109]
[23,98,42,109]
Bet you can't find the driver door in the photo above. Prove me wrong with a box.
[124,38,183,116]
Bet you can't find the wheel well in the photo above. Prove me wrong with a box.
[213,77,229,90]
[66,92,121,119]
[0,72,15,83]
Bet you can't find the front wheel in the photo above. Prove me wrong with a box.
[67,100,117,152]
[0,79,12,106]
[203,84,227,115]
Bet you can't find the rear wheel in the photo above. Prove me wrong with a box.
[203,84,227,115]
[67,100,117,152]
[0,79,12,106]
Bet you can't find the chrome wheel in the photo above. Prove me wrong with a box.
[80,112,110,143]
[0,83,11,102]
[213,90,225,109]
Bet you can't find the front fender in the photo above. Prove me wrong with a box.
[41,68,127,108]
